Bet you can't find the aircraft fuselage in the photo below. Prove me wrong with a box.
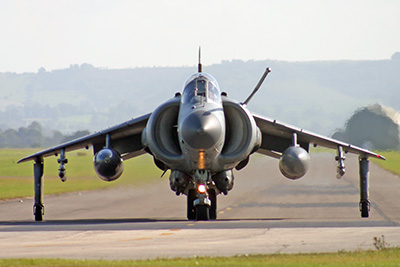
[178,73,225,173]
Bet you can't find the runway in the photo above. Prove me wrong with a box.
[0,153,399,260]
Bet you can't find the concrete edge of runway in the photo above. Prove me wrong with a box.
[0,226,399,260]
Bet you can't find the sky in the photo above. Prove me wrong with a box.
[1,0,399,73]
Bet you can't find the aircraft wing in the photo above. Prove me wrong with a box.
[253,113,385,160]
[18,113,151,164]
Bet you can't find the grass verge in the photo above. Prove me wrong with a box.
[0,148,162,200]
[0,249,399,266]
[371,150,400,177]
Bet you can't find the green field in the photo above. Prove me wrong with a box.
[0,149,163,200]
[0,249,399,266]
[372,150,400,177]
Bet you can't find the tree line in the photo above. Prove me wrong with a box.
[0,121,90,148]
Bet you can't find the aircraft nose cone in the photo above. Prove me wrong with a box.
[181,111,222,149]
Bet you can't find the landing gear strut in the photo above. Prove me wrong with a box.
[359,155,370,218]
[33,158,44,221]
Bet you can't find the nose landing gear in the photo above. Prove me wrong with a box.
[187,184,217,221]
[186,170,218,221]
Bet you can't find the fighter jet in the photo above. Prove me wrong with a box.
[18,52,385,221]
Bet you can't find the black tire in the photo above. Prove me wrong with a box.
[34,205,43,221]
[196,205,210,221]
[361,202,369,218]
[187,190,196,220]
[209,189,217,220]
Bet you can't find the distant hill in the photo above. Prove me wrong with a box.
[0,54,399,137]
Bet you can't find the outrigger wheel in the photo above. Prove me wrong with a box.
[34,204,44,221]
[360,201,370,218]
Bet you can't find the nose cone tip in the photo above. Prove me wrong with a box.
[182,112,222,149]
[197,128,205,135]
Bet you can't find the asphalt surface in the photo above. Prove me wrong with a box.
[0,153,399,260]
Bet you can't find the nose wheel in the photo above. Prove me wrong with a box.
[196,205,210,220]
[187,189,217,221]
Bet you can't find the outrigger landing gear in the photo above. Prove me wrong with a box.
[33,158,44,221]
[359,155,370,218]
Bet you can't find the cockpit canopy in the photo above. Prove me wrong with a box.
[182,73,221,103]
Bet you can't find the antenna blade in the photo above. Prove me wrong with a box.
[243,67,271,105]
[198,46,202,72]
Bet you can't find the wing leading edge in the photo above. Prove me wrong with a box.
[253,113,385,160]
[18,113,151,164]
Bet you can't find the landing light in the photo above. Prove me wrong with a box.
[198,184,207,193]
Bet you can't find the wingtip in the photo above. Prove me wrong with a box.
[17,158,29,164]
[17,156,34,164]
[376,154,386,160]
[17,153,44,164]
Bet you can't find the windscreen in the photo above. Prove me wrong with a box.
[182,73,221,103]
